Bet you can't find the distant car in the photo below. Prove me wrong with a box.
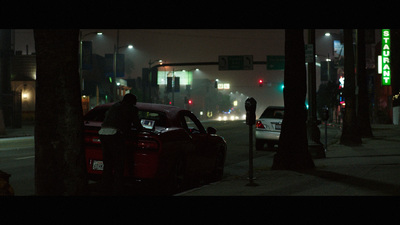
[216,113,243,121]
[83,102,227,194]
[255,106,284,150]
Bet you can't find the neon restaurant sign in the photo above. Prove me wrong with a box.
[382,29,391,86]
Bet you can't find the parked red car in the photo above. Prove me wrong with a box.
[83,102,227,193]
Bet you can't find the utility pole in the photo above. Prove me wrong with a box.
[112,30,133,102]
[113,29,119,102]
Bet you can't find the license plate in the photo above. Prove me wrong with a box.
[92,160,104,171]
[275,124,281,130]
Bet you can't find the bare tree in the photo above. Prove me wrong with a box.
[272,29,315,170]
[34,29,88,195]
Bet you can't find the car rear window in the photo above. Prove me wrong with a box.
[83,107,109,122]
[84,106,168,127]
[260,108,284,119]
[138,111,167,127]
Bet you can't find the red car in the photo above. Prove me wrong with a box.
[83,102,227,194]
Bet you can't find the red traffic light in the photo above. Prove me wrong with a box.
[258,79,263,87]
[188,99,193,104]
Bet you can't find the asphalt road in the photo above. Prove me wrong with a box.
[0,143,35,195]
[0,120,341,195]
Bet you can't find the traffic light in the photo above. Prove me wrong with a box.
[184,96,193,105]
[258,79,263,87]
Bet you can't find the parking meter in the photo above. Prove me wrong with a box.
[244,97,258,186]
[245,97,257,126]
[322,106,329,121]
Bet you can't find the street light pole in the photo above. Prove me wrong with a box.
[113,43,117,102]
[148,59,162,103]
[112,29,133,102]
[172,68,175,106]
[79,30,102,94]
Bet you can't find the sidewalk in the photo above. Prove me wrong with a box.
[0,124,34,139]
[0,124,35,149]
[177,124,400,196]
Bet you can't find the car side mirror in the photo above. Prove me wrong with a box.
[207,127,217,134]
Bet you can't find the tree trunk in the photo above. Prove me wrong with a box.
[391,30,400,109]
[340,29,362,146]
[356,29,373,138]
[34,29,88,195]
[272,29,315,170]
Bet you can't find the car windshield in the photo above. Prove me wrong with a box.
[84,107,167,127]
[260,108,284,119]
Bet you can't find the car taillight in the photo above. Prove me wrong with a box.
[137,139,159,151]
[256,120,265,129]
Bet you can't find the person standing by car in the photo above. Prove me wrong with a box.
[98,93,143,195]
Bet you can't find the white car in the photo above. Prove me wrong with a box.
[255,106,284,150]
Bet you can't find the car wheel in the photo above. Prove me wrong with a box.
[210,149,225,182]
[255,139,265,151]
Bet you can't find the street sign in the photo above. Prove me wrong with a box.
[266,55,285,70]
[219,55,253,70]
[382,29,391,86]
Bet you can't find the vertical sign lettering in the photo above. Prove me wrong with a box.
[382,29,391,86]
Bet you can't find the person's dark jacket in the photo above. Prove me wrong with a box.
[101,101,143,134]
